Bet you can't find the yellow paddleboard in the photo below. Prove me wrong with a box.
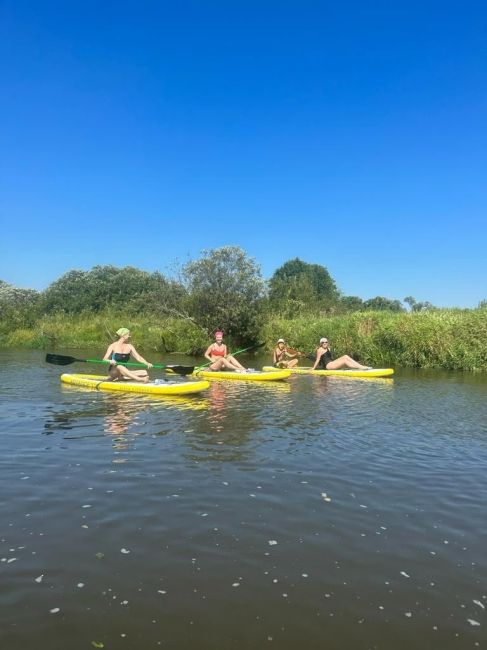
[60,373,210,395]
[192,368,291,381]
[262,366,394,378]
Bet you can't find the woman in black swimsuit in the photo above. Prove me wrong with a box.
[312,337,370,371]
[103,327,153,382]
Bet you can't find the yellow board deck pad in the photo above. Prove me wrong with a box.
[192,368,291,381]
[262,366,394,378]
[60,373,210,395]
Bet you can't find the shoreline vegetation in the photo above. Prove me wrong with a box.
[2,309,486,372]
[2,247,486,371]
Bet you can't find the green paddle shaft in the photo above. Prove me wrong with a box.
[45,354,195,375]
[86,358,160,369]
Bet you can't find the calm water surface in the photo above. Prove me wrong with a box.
[1,350,486,649]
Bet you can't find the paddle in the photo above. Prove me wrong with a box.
[284,346,315,361]
[195,341,266,370]
[45,353,195,376]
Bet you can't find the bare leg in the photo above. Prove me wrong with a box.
[287,358,299,368]
[209,359,229,371]
[225,355,246,371]
[109,365,150,382]
[326,355,369,370]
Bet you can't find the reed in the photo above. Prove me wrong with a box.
[263,309,487,371]
[1,311,208,355]
[1,308,486,370]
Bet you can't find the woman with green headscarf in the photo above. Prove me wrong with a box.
[102,327,153,382]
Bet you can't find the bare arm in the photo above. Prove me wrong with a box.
[312,349,323,370]
[103,344,115,364]
[204,345,214,363]
[129,345,153,368]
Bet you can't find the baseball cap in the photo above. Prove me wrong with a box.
[277,338,285,343]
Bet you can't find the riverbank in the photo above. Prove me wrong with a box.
[1,309,486,370]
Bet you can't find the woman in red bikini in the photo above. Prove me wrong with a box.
[204,330,247,372]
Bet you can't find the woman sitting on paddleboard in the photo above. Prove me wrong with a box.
[273,338,299,369]
[312,337,370,371]
[103,328,153,382]
[204,330,247,372]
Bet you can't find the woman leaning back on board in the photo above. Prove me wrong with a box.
[312,337,371,371]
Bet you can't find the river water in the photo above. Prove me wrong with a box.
[1,350,486,649]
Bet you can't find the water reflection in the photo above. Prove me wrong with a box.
[4,352,487,650]
[43,389,209,443]
[181,380,290,463]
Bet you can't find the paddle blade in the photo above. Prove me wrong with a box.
[167,365,194,376]
[45,353,82,366]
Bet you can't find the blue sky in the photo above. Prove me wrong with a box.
[1,0,486,307]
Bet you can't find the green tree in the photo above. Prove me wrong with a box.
[363,296,404,312]
[183,246,265,343]
[40,266,185,315]
[0,281,40,332]
[340,295,364,312]
[404,296,417,311]
[404,296,435,312]
[268,258,339,314]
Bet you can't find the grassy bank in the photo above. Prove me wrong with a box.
[262,310,487,371]
[0,312,210,356]
[1,309,486,371]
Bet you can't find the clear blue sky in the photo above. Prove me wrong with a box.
[1,1,486,307]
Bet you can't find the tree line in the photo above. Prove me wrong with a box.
[1,246,483,344]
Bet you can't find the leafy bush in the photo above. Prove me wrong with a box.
[183,246,265,344]
[39,266,186,315]
[0,280,40,333]
[268,258,339,316]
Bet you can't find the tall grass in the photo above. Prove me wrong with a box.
[1,309,486,370]
[262,310,487,371]
[1,311,209,355]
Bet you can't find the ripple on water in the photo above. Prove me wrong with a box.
[1,354,486,649]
